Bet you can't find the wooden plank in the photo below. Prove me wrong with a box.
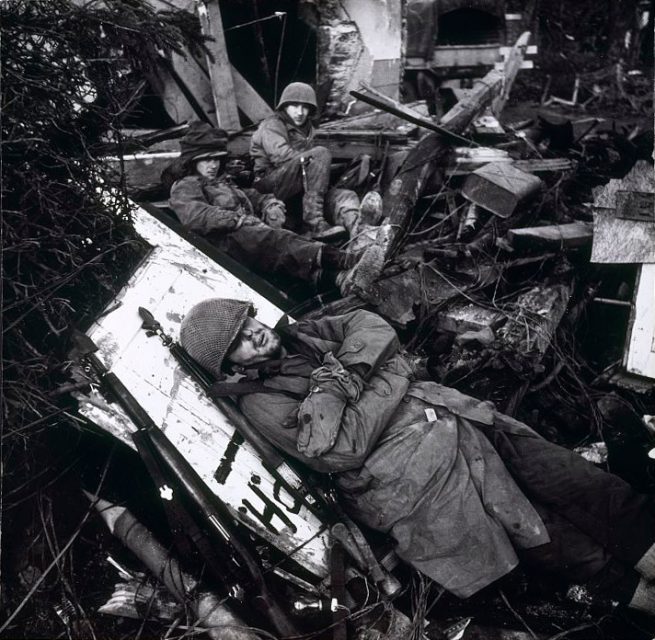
[406,44,503,68]
[76,204,329,578]
[448,157,575,176]
[321,100,430,131]
[493,31,532,115]
[147,54,216,125]
[591,160,655,263]
[315,130,409,143]
[507,222,593,249]
[144,0,217,125]
[231,65,273,123]
[197,0,240,131]
[625,264,655,379]
[351,86,478,146]
[512,158,576,174]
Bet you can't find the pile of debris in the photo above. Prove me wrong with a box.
[90,38,655,640]
[5,4,653,634]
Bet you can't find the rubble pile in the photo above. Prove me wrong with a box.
[96,53,655,640]
[3,3,654,639]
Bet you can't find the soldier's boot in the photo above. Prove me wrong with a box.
[339,208,361,238]
[359,191,384,226]
[303,192,347,241]
[335,223,391,297]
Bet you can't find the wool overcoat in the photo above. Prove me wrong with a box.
[237,310,550,597]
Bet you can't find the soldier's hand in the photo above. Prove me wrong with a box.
[263,201,286,229]
[241,214,264,227]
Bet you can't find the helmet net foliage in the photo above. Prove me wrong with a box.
[179,298,252,378]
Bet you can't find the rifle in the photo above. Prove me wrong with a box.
[72,330,298,638]
[138,306,327,521]
[138,307,401,599]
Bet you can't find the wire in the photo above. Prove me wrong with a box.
[273,12,287,107]
[224,12,286,33]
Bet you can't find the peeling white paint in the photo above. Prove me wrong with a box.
[77,204,329,579]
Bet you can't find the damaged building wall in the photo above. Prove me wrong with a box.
[301,0,402,115]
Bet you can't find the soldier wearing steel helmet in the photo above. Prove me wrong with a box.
[169,122,381,295]
[250,82,382,243]
[179,296,655,616]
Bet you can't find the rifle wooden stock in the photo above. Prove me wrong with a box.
[74,332,298,637]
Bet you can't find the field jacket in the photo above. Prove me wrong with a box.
[237,310,550,598]
[170,174,277,236]
[250,112,316,176]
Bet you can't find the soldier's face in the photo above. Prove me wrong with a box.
[284,102,310,126]
[227,317,282,367]
[195,156,224,180]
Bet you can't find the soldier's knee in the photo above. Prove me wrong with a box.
[307,146,331,164]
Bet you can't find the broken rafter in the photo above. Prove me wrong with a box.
[350,88,478,147]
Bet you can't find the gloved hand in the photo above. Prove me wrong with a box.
[262,200,286,229]
[235,213,264,229]
[297,352,364,458]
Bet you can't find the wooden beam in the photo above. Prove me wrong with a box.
[507,222,593,249]
[351,86,477,147]
[197,0,240,131]
[493,31,532,115]
[439,69,504,131]
[372,32,532,272]
[231,66,273,123]
[379,66,508,263]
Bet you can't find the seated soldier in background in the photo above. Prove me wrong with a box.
[169,122,381,295]
[250,82,382,243]
[179,297,655,617]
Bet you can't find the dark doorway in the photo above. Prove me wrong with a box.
[438,9,503,45]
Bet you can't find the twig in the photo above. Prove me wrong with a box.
[0,451,114,634]
[499,589,539,640]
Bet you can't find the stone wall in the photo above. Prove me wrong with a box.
[302,0,402,115]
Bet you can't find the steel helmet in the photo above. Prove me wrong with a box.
[276,82,318,112]
[180,298,254,378]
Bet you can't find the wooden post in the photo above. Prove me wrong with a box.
[197,0,240,131]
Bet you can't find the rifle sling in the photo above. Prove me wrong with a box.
[208,380,270,398]
[208,379,305,401]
